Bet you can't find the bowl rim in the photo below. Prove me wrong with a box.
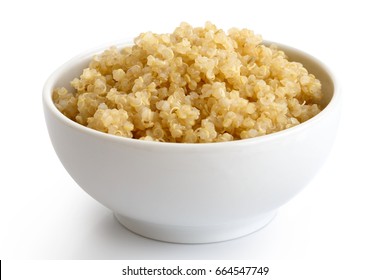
[43,39,340,150]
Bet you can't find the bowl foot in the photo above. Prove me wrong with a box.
[114,211,276,244]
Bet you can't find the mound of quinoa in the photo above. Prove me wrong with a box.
[53,22,322,143]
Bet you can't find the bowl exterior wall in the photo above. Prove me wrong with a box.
[44,103,339,227]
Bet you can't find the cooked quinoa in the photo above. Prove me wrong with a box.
[53,22,322,143]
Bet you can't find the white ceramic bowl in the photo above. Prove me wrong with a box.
[43,40,340,243]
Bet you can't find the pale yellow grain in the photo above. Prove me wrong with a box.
[53,22,323,143]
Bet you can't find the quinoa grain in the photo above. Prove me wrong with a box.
[53,22,323,143]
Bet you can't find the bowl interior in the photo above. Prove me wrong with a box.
[46,40,336,149]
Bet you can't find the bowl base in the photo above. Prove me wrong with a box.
[114,211,276,244]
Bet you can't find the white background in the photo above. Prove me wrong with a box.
[1,0,389,277]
